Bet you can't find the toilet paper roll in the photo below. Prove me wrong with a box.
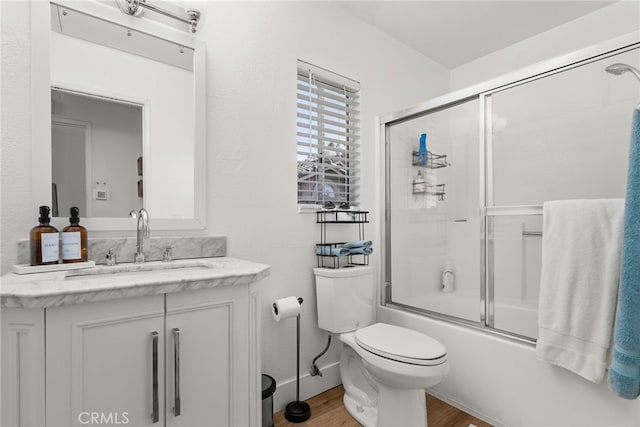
[272,296,301,322]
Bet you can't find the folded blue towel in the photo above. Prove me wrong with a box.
[349,246,373,255]
[608,108,640,400]
[316,246,350,257]
[342,240,372,249]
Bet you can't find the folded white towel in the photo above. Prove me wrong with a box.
[536,199,624,383]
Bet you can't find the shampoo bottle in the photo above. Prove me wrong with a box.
[413,170,426,194]
[418,133,428,165]
[30,205,59,266]
[62,206,88,263]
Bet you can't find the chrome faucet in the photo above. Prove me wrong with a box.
[129,208,150,263]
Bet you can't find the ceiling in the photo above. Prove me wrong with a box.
[335,1,617,68]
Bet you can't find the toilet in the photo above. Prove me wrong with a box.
[314,266,449,427]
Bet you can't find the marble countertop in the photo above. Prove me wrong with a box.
[1,257,270,309]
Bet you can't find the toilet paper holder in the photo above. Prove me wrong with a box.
[272,296,311,423]
[272,297,303,317]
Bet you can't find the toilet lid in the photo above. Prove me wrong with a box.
[355,323,447,366]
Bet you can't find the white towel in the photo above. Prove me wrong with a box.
[536,199,624,383]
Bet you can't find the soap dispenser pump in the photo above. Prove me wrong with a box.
[30,205,59,266]
[62,206,88,263]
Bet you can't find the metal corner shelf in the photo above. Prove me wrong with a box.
[412,183,446,200]
[316,210,370,269]
[315,210,369,224]
[411,150,449,201]
[411,150,449,169]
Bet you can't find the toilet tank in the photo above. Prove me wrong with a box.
[314,266,375,333]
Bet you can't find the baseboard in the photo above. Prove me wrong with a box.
[273,361,341,413]
[426,388,503,427]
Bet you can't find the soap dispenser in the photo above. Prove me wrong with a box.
[62,206,88,263]
[30,205,59,266]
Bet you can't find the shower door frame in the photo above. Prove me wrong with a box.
[380,33,640,345]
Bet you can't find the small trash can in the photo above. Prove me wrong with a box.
[262,374,276,427]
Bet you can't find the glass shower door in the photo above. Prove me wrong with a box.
[387,98,481,323]
[385,44,640,342]
[486,47,640,339]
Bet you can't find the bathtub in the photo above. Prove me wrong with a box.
[378,304,640,426]
[392,291,538,340]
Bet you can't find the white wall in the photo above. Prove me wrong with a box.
[1,1,33,273]
[198,1,449,410]
[0,0,449,413]
[450,1,640,90]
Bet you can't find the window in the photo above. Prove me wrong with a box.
[297,60,360,207]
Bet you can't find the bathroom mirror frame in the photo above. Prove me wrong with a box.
[31,0,206,231]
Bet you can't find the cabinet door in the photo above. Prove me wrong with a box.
[1,308,46,427]
[46,295,165,427]
[165,285,250,427]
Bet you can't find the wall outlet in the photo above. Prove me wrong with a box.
[93,188,111,201]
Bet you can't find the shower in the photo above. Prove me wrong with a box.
[382,47,640,342]
[378,35,640,427]
[605,63,640,82]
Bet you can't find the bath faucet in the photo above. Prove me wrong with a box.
[129,208,150,263]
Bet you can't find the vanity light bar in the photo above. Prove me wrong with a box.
[119,0,201,34]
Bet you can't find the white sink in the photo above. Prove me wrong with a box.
[64,259,222,280]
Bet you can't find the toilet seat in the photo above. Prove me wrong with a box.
[355,323,447,366]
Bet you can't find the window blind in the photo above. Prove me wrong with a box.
[297,60,361,207]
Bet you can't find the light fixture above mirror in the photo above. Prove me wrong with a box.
[115,0,201,34]
[51,3,194,71]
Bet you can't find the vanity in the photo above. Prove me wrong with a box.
[1,257,270,426]
[2,2,265,425]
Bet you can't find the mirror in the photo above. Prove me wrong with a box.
[51,88,144,217]
[38,1,205,230]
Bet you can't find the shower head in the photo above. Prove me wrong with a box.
[605,63,640,82]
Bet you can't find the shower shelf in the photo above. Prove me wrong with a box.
[412,183,446,200]
[316,210,370,269]
[411,150,448,201]
[316,210,369,224]
[411,150,449,168]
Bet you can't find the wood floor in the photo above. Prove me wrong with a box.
[274,385,492,427]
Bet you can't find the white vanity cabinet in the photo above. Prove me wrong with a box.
[164,286,252,427]
[1,257,268,427]
[46,295,167,426]
[46,285,254,427]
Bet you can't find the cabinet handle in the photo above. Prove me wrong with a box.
[151,331,159,423]
[173,328,181,416]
